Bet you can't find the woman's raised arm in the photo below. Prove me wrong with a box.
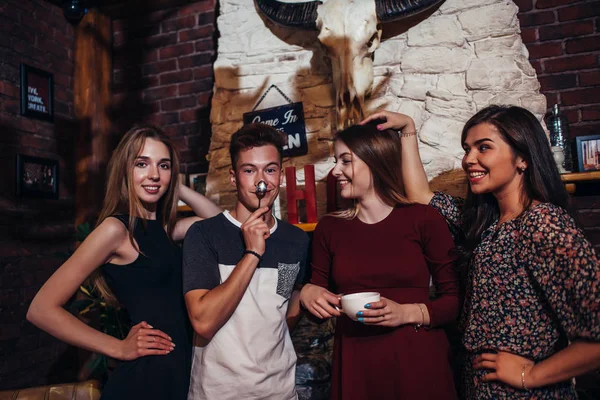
[361,110,434,205]
[172,184,223,241]
[178,184,222,218]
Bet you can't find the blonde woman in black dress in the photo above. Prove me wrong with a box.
[27,125,221,399]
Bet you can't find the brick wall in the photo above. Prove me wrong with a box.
[0,0,79,390]
[516,0,599,137]
[516,0,600,250]
[573,192,600,250]
[0,0,219,390]
[111,0,217,174]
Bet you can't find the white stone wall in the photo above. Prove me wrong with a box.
[207,0,546,217]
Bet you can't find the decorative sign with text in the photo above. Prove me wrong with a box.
[243,102,308,157]
[243,85,308,158]
[20,64,54,122]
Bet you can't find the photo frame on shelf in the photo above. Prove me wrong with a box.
[576,135,600,172]
[20,63,54,122]
[16,154,59,199]
[188,172,207,195]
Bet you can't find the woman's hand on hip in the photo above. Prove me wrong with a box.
[473,351,535,389]
[117,321,175,360]
[299,283,341,319]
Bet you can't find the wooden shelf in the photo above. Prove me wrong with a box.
[561,171,600,182]
[177,204,318,232]
[293,222,317,232]
[560,171,600,194]
[177,171,600,220]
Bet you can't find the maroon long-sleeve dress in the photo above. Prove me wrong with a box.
[310,204,461,400]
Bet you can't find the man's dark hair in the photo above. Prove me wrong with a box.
[229,123,286,170]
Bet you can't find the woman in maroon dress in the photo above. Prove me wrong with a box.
[299,121,461,400]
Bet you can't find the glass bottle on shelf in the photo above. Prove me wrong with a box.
[546,104,573,173]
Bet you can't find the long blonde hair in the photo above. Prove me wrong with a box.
[333,121,411,219]
[91,125,180,305]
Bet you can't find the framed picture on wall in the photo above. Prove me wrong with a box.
[20,63,54,122]
[189,173,207,195]
[576,135,600,172]
[16,154,59,199]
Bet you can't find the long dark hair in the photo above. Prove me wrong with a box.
[456,105,574,269]
[333,120,411,219]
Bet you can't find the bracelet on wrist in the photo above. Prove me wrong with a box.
[413,303,426,331]
[244,249,263,262]
[399,130,417,138]
[521,364,530,390]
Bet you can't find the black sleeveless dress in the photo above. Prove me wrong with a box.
[100,216,192,400]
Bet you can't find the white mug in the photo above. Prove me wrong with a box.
[340,292,381,321]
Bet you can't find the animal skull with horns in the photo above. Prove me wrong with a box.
[256,0,444,129]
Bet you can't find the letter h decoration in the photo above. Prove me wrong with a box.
[285,165,317,224]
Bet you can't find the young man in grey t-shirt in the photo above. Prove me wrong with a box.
[183,124,309,400]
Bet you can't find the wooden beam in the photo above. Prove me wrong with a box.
[74,9,112,226]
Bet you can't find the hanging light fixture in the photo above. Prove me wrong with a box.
[62,0,88,24]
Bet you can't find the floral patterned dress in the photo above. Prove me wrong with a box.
[430,192,600,399]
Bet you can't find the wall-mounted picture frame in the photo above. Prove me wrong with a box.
[16,154,59,199]
[576,135,600,172]
[189,172,207,195]
[20,63,54,122]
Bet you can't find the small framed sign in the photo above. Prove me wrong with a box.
[576,134,600,172]
[243,85,308,158]
[16,154,59,199]
[189,172,208,195]
[244,102,308,157]
[20,63,54,122]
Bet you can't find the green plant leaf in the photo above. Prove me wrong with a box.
[76,222,92,242]
[67,299,95,314]
[79,352,107,381]
[79,285,93,297]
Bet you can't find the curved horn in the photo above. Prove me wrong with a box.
[375,0,445,23]
[255,0,321,30]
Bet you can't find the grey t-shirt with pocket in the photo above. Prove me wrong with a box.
[183,211,309,400]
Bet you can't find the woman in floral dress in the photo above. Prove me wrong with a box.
[362,105,600,399]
